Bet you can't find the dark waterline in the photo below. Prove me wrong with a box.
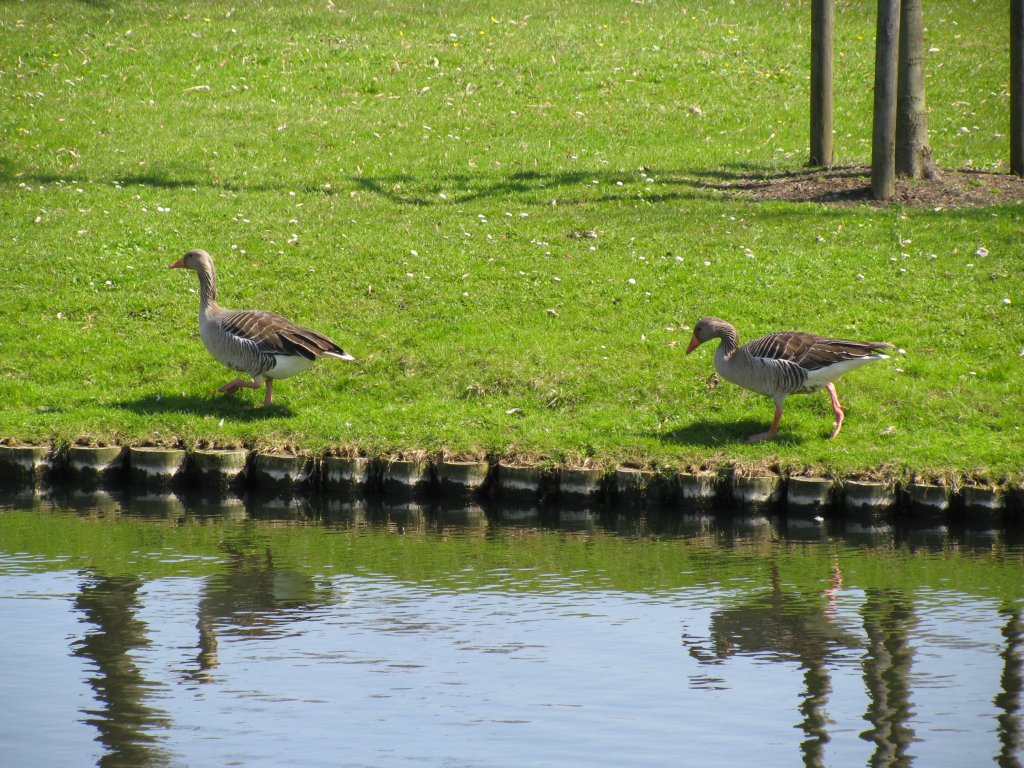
[1,490,1022,768]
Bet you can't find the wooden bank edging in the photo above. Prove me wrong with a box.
[0,444,1021,528]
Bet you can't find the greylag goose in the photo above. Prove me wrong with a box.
[169,249,355,406]
[685,316,893,442]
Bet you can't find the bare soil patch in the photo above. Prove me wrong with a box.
[708,165,1024,209]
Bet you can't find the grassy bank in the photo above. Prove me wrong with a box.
[1,0,1020,481]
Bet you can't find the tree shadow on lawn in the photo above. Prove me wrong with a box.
[114,393,294,421]
[681,163,1024,209]
[349,164,1024,210]
[6,159,1022,210]
[349,169,717,206]
[655,418,806,447]
[349,166,703,206]
[0,161,708,206]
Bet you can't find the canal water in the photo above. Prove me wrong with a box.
[1,490,1021,768]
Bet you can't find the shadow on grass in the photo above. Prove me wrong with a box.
[681,164,874,205]
[349,169,723,206]
[655,418,806,447]
[6,159,1016,211]
[114,393,293,420]
[0,160,716,206]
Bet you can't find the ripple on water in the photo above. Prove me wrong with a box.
[1,500,1022,768]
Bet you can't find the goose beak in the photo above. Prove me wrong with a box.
[685,334,702,355]
[168,257,186,269]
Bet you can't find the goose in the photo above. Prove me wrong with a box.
[169,248,355,406]
[685,316,893,442]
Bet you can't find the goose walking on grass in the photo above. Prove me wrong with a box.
[169,248,355,407]
[685,316,893,442]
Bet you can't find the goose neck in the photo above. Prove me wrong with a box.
[195,260,218,309]
[716,324,739,357]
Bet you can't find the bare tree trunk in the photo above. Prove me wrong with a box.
[872,0,901,201]
[896,0,939,179]
[810,0,835,166]
[1012,0,1024,175]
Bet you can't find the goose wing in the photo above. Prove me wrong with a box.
[220,309,347,361]
[745,331,893,372]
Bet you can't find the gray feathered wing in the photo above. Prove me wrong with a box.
[220,309,351,360]
[744,331,893,371]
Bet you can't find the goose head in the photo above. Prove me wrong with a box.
[168,248,214,272]
[685,316,732,354]
[169,248,219,305]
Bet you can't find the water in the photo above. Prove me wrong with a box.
[1,491,1021,767]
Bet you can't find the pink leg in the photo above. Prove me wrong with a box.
[747,403,784,443]
[214,376,262,400]
[826,383,845,439]
[263,378,274,407]
[824,562,843,619]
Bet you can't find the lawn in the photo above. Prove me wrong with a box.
[1,0,1020,482]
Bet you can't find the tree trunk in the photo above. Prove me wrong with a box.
[810,0,835,166]
[1012,0,1024,175]
[896,0,939,179]
[871,0,901,201]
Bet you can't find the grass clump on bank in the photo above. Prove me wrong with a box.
[0,0,1020,482]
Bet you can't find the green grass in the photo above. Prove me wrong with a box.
[1,0,1021,481]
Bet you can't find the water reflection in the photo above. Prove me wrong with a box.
[1,490,1021,768]
[681,559,1024,768]
[194,536,334,681]
[74,574,171,768]
[998,606,1024,768]
[685,563,860,768]
[860,589,916,768]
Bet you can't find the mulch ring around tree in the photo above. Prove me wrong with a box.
[709,165,1024,209]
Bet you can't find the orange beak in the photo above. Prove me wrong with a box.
[168,257,185,269]
[685,334,702,355]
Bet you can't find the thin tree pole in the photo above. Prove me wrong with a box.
[1012,0,1024,175]
[896,0,938,179]
[810,0,835,166]
[871,0,901,200]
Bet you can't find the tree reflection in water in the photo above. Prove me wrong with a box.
[680,562,947,768]
[996,606,1023,768]
[859,589,916,768]
[73,574,171,768]
[684,562,859,768]
[54,508,1023,768]
[72,536,336,766]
